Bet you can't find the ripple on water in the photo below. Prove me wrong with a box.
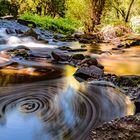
[0,79,134,140]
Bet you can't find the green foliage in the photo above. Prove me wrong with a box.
[46,0,66,17]
[100,0,136,28]
[66,0,106,33]
[0,0,140,34]
[21,13,83,34]
[0,0,10,16]
[0,0,19,17]
[17,0,66,17]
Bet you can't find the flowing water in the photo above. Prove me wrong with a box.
[0,20,136,140]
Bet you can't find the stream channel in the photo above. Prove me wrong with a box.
[0,20,135,140]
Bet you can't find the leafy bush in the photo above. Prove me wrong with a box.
[0,0,19,17]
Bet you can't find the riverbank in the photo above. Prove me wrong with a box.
[88,114,140,140]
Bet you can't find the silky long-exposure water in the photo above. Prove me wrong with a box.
[0,20,135,140]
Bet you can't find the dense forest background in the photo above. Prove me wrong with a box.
[0,0,139,34]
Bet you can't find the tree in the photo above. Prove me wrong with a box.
[89,0,106,32]
[0,0,11,16]
[66,0,106,33]
[45,0,66,17]
[104,0,135,23]
[125,0,135,22]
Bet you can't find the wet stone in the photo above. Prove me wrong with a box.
[74,65,104,80]
[51,51,70,61]
[71,54,85,60]
[0,39,7,44]
[79,58,98,67]
[5,28,16,34]
[17,19,36,28]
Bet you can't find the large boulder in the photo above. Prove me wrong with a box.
[51,51,70,61]
[6,45,32,59]
[74,65,104,80]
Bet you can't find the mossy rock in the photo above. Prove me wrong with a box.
[7,45,32,59]
[115,75,140,87]
[24,28,38,38]
[17,19,36,28]
[118,39,140,48]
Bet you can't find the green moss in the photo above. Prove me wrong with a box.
[115,76,140,87]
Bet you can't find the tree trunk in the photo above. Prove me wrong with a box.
[90,0,106,32]
[125,0,135,22]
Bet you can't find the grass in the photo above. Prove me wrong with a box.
[20,13,83,35]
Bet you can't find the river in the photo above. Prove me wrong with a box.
[0,20,135,140]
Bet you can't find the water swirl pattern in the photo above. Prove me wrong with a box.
[0,78,134,140]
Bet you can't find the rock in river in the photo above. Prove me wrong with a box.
[74,65,104,80]
[79,58,104,69]
[51,51,70,61]
[0,38,7,44]
[17,19,36,28]
[5,45,32,59]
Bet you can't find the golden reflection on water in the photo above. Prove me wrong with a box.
[64,65,81,91]
[87,44,140,76]
[0,67,41,76]
[125,96,135,115]
[63,65,135,116]
[100,58,140,75]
